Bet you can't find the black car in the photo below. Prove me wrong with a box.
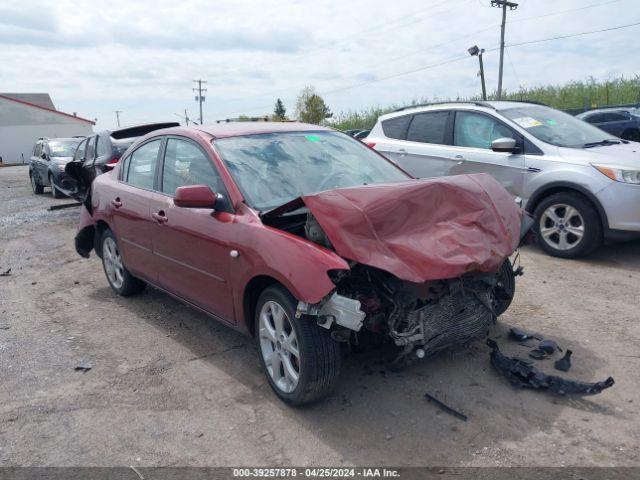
[65,122,179,200]
[353,129,370,140]
[29,137,85,198]
[577,108,640,141]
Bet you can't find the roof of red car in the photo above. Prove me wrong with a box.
[194,122,332,138]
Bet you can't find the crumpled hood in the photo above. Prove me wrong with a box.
[298,173,522,283]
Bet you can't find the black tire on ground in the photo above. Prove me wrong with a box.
[49,175,64,198]
[255,285,341,406]
[533,192,602,258]
[30,172,44,194]
[100,228,146,296]
[493,258,516,317]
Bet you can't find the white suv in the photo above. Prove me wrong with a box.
[366,101,640,258]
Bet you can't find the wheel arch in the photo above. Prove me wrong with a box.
[526,182,609,231]
[242,275,282,337]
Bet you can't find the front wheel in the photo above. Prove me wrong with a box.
[100,229,146,296]
[255,285,341,406]
[533,192,602,258]
[493,258,516,317]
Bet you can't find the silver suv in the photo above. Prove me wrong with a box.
[367,101,640,258]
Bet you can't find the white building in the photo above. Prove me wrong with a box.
[0,93,94,165]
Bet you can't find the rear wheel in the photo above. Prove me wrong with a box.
[49,174,64,198]
[30,172,43,194]
[533,192,602,258]
[100,229,146,296]
[255,285,341,406]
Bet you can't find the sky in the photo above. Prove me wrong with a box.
[1,0,638,130]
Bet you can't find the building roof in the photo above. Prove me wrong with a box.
[0,93,95,125]
[1,93,55,109]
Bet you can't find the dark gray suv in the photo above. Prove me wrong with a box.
[29,137,84,198]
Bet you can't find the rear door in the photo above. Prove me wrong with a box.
[31,141,46,182]
[387,111,459,179]
[110,138,163,281]
[148,136,236,322]
[449,110,525,197]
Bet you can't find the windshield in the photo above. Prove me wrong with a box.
[500,105,614,148]
[214,130,409,211]
[48,140,81,157]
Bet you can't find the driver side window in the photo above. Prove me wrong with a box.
[161,138,226,197]
[454,111,515,149]
[74,139,87,162]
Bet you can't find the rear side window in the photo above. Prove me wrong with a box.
[454,111,515,149]
[586,114,604,123]
[406,112,449,144]
[161,138,226,196]
[603,112,629,122]
[34,142,42,157]
[125,140,161,190]
[382,115,411,139]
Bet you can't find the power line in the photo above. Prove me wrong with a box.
[504,20,640,48]
[508,0,622,24]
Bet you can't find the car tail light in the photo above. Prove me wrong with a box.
[364,141,376,148]
[106,157,120,165]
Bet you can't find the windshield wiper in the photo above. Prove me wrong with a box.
[582,139,621,148]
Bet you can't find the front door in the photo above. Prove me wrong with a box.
[110,138,163,281]
[149,136,235,322]
[449,110,525,198]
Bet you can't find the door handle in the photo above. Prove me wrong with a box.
[152,211,168,224]
[454,155,465,165]
[111,197,122,208]
[398,148,407,156]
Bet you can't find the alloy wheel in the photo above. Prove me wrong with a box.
[258,300,300,393]
[103,237,124,289]
[539,203,585,251]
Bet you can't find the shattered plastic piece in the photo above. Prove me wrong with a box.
[424,392,468,421]
[487,339,614,396]
[539,339,560,354]
[0,268,11,277]
[555,350,573,372]
[529,349,548,360]
[509,327,541,342]
[74,361,92,373]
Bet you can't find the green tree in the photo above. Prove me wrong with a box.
[273,98,287,120]
[295,86,332,124]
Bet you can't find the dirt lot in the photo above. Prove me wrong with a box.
[1,164,639,467]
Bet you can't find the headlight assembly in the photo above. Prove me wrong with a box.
[592,164,640,185]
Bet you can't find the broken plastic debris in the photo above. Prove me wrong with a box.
[487,339,614,396]
[555,350,573,372]
[0,268,11,277]
[539,339,560,354]
[424,392,468,421]
[528,349,548,360]
[74,361,92,373]
[509,327,541,342]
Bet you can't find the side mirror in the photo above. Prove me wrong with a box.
[41,152,47,160]
[174,185,218,209]
[491,137,518,153]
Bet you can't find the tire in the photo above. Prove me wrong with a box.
[255,285,341,406]
[533,192,602,258]
[100,229,146,296]
[49,174,64,198]
[493,258,516,317]
[30,172,44,194]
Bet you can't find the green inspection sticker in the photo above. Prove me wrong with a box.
[305,134,321,142]
[546,120,557,126]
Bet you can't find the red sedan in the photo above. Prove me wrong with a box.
[75,122,524,405]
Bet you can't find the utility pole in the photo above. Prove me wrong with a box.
[114,110,122,127]
[468,45,487,100]
[491,0,518,100]
[193,79,207,124]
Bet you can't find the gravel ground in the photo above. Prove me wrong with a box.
[1,165,639,467]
